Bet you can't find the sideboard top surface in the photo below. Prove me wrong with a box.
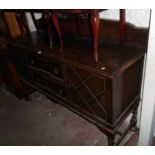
[6,32,146,78]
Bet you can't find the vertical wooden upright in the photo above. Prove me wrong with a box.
[120,9,126,44]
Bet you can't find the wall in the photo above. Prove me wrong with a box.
[138,10,155,145]
[100,9,150,28]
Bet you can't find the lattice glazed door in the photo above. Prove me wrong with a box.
[65,65,112,122]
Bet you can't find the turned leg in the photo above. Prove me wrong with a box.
[22,13,31,36]
[16,12,26,40]
[120,9,126,44]
[16,12,31,41]
[52,14,63,53]
[89,11,100,63]
[108,135,116,146]
[98,127,116,146]
[130,106,138,131]
[44,11,54,48]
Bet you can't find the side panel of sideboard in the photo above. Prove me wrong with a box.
[112,56,144,125]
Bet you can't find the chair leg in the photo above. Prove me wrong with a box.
[52,14,63,53]
[120,9,126,44]
[90,11,100,63]
[44,12,54,49]
[16,12,31,41]
[16,12,26,40]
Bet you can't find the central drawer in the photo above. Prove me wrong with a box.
[28,52,63,80]
[33,71,67,101]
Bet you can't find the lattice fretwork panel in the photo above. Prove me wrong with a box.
[65,66,108,121]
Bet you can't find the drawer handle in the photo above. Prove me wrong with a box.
[37,51,42,55]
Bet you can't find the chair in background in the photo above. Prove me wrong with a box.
[14,10,126,63]
[48,9,126,63]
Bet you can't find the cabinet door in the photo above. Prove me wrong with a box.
[65,65,110,121]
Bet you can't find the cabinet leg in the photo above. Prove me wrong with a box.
[98,127,116,146]
[108,135,116,146]
[130,106,138,131]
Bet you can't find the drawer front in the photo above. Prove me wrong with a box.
[28,53,63,80]
[33,72,67,101]
[65,65,110,121]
